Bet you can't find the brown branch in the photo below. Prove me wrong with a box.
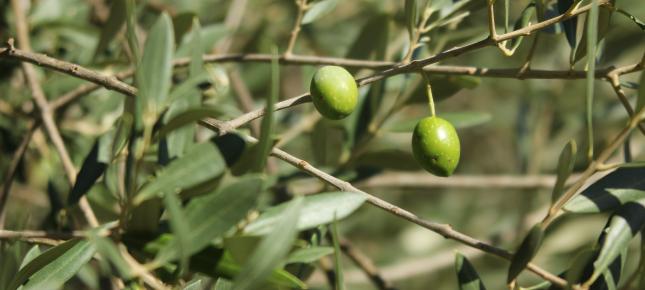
[198,119,568,288]
[0,121,39,228]
[606,73,645,135]
[9,0,99,228]
[339,238,396,290]
[284,0,308,57]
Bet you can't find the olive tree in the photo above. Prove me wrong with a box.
[0,0,643,289]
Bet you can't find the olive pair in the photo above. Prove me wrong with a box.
[309,66,460,177]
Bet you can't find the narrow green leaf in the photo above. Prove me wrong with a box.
[164,18,205,158]
[224,236,262,264]
[134,141,226,205]
[557,0,577,49]
[94,0,126,58]
[302,0,339,24]
[455,252,487,290]
[254,49,279,172]
[587,201,645,285]
[163,192,191,272]
[585,0,600,160]
[68,140,107,205]
[330,217,345,290]
[124,0,140,64]
[19,246,41,270]
[137,12,174,120]
[9,239,95,290]
[551,140,577,204]
[573,4,613,64]
[154,175,262,264]
[244,192,366,235]
[508,3,536,51]
[405,0,419,40]
[566,188,645,213]
[286,247,334,264]
[233,197,303,290]
[507,225,545,283]
[564,166,645,213]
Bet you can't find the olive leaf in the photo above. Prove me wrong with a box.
[551,140,577,204]
[585,201,645,286]
[455,252,487,290]
[93,0,126,59]
[507,225,544,283]
[564,166,645,213]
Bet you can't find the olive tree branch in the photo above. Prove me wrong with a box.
[0,121,39,228]
[338,238,397,290]
[9,0,99,228]
[198,118,568,288]
[284,0,309,57]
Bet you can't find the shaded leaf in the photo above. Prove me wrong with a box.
[19,246,41,270]
[9,239,95,290]
[233,197,303,290]
[508,3,536,51]
[134,141,226,205]
[587,201,645,284]
[254,51,279,172]
[245,192,366,235]
[330,217,345,290]
[68,140,107,205]
[89,236,133,279]
[94,0,126,58]
[573,4,613,64]
[551,140,577,204]
[302,0,339,24]
[507,225,544,283]
[158,106,222,139]
[286,247,334,264]
[564,166,645,213]
[557,0,577,48]
[455,252,487,290]
[163,192,191,272]
[154,175,262,264]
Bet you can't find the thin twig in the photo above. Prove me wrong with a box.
[9,0,99,227]
[606,73,645,135]
[0,121,39,228]
[339,238,397,290]
[284,0,308,57]
[198,119,568,288]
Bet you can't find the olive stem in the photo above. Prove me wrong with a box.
[422,73,436,117]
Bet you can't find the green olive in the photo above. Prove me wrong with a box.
[411,116,460,177]
[310,66,358,120]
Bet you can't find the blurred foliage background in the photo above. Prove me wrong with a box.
[0,0,644,289]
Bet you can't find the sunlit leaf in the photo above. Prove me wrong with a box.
[286,247,334,264]
[564,166,645,213]
[9,239,95,290]
[244,192,366,235]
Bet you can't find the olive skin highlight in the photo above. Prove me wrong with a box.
[310,66,358,120]
[411,116,460,177]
